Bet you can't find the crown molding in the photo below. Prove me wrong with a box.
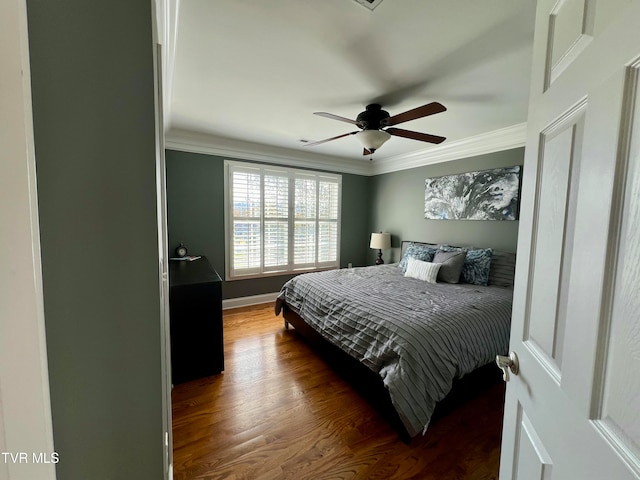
[165,123,527,177]
[370,123,528,175]
[165,129,372,176]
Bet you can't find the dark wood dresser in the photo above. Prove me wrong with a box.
[169,256,223,384]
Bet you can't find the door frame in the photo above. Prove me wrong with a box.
[0,0,56,478]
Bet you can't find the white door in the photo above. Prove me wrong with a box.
[152,31,173,480]
[499,1,640,479]
[153,43,173,480]
[152,2,178,477]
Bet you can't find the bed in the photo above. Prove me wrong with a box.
[275,241,516,439]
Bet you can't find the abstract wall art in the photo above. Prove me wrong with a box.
[424,165,521,220]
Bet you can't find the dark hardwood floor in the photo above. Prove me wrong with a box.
[172,303,506,480]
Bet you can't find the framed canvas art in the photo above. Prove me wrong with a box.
[424,165,521,220]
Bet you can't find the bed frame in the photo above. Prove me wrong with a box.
[282,304,411,441]
[280,241,503,441]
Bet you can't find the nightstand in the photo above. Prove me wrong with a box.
[169,256,223,384]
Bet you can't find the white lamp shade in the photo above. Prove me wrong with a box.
[356,130,391,151]
[370,232,391,249]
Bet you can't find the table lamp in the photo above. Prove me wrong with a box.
[370,232,391,265]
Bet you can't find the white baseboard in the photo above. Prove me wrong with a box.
[222,292,280,310]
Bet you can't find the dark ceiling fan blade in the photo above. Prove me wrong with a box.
[386,127,446,144]
[336,5,535,109]
[303,131,359,147]
[369,82,432,108]
[340,32,433,108]
[313,112,360,126]
[383,102,447,126]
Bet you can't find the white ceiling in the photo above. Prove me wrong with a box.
[166,0,536,169]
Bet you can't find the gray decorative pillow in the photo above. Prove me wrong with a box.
[433,249,467,283]
[398,243,439,273]
[461,248,493,286]
[489,250,516,287]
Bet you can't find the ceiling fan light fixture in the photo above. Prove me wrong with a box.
[309,102,446,153]
[356,129,391,152]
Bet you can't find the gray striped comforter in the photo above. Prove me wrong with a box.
[275,264,513,437]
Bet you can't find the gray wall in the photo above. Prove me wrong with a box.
[370,148,524,264]
[166,150,371,299]
[27,0,164,478]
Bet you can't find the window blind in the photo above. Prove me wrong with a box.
[225,161,341,279]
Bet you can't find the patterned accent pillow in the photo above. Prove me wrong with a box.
[404,257,441,283]
[461,248,493,286]
[398,243,439,273]
[439,245,494,286]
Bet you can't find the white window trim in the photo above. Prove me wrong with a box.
[224,160,342,281]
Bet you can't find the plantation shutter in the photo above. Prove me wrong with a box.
[263,170,289,271]
[294,174,317,267]
[318,178,339,264]
[226,161,341,279]
[230,166,262,277]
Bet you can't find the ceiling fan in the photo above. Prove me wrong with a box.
[304,102,447,155]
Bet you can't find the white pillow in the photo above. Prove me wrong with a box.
[404,257,441,283]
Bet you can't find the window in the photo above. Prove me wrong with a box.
[225,161,341,279]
